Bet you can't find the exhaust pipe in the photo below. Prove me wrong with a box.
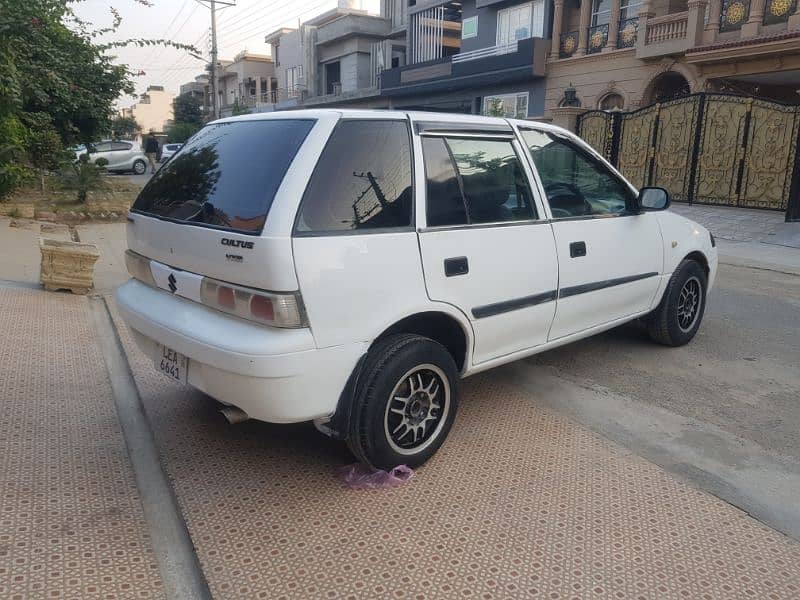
[220,405,249,425]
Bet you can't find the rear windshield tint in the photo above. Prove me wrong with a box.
[132,119,314,234]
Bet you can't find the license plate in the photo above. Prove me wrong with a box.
[155,344,188,385]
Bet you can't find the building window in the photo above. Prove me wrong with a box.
[591,0,613,26]
[482,92,529,118]
[287,65,303,97]
[620,0,644,20]
[324,61,341,95]
[598,93,624,110]
[462,15,478,39]
[497,1,544,44]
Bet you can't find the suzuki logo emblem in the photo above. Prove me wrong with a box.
[167,273,177,293]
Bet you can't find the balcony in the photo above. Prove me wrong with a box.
[380,37,547,97]
[636,11,699,59]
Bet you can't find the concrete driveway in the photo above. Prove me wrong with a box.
[2,214,800,598]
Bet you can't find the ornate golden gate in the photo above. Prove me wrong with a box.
[577,93,800,217]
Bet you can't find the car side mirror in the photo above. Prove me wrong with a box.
[637,187,670,212]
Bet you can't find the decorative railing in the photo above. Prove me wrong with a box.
[617,17,639,48]
[242,91,279,106]
[587,23,609,54]
[559,30,579,58]
[452,41,518,63]
[720,0,750,31]
[645,11,689,44]
[763,0,796,24]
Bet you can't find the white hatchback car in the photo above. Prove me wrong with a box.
[117,110,717,469]
[78,140,148,174]
[159,143,182,163]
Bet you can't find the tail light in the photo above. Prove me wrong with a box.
[200,277,307,328]
[125,250,307,329]
[125,250,156,286]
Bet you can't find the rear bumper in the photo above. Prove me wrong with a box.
[116,279,366,423]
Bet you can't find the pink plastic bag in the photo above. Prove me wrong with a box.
[338,463,414,489]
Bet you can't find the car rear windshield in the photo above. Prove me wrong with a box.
[132,119,314,234]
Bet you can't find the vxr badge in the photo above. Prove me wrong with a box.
[168,273,177,293]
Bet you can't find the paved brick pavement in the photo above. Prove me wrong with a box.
[108,300,800,600]
[670,203,792,245]
[0,287,164,600]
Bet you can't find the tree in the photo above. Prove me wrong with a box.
[0,0,201,199]
[173,93,203,126]
[166,121,201,144]
[0,114,30,197]
[485,98,507,117]
[20,111,68,191]
[111,115,139,139]
[231,98,251,116]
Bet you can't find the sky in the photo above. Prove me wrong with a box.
[74,0,380,108]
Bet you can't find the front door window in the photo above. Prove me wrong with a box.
[520,129,633,218]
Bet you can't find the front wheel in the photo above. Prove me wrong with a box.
[347,334,459,470]
[132,159,146,175]
[647,259,708,346]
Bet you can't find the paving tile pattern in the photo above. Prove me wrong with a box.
[0,288,164,600]
[109,301,800,600]
[670,204,785,243]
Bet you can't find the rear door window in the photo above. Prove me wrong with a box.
[422,135,536,227]
[132,119,314,234]
[295,119,413,234]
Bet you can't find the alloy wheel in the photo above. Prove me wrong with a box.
[384,364,450,456]
[677,275,702,333]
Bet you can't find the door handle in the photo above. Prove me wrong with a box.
[570,241,587,258]
[444,256,469,277]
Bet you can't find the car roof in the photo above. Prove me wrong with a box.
[211,108,567,135]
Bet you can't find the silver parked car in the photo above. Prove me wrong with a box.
[77,140,148,174]
[159,143,182,163]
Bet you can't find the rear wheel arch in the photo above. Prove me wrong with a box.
[321,311,471,440]
[372,311,470,372]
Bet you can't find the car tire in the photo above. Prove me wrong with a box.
[132,160,146,175]
[346,334,459,470]
[647,259,708,347]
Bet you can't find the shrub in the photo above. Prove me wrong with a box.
[58,154,106,203]
[0,115,31,199]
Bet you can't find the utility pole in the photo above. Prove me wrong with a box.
[195,0,235,121]
[210,0,219,120]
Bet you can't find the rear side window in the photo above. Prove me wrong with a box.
[132,119,314,234]
[422,137,467,227]
[295,120,413,233]
[422,136,536,227]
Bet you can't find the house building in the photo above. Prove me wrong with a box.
[179,74,211,114]
[264,0,551,117]
[207,52,278,117]
[264,0,391,110]
[121,85,174,135]
[545,0,800,117]
[378,0,550,117]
